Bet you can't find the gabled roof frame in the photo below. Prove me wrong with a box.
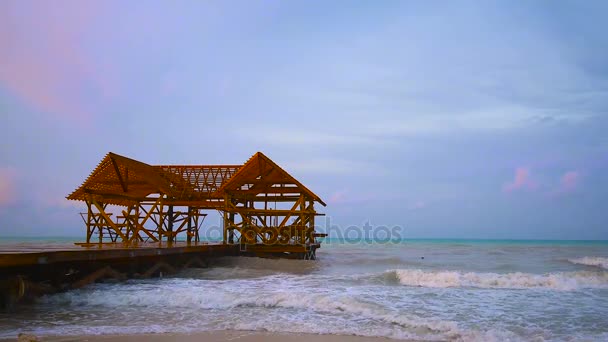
[67,152,326,207]
[216,152,326,206]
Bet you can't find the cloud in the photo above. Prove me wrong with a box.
[0,1,112,123]
[0,167,17,206]
[558,171,581,193]
[503,167,538,193]
[408,200,428,210]
[328,189,348,204]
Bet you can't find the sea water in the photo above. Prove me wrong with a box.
[1,239,607,341]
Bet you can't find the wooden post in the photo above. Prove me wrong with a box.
[167,205,174,243]
[187,206,192,244]
[98,203,103,244]
[158,200,164,242]
[309,200,315,244]
[132,204,142,243]
[223,195,229,244]
[299,195,305,244]
[86,201,92,244]
[194,208,200,243]
[228,211,235,244]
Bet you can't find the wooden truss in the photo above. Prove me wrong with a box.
[68,152,326,248]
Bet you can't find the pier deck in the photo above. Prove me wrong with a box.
[0,242,234,268]
[0,241,320,309]
[0,241,321,269]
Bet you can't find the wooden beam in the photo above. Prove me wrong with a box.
[90,198,127,241]
[129,201,161,243]
[278,196,302,228]
[111,158,128,193]
[226,208,321,215]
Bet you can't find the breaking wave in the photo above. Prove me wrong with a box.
[568,257,608,270]
[42,283,482,341]
[390,269,608,291]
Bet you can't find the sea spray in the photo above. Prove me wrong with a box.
[391,269,608,290]
[568,257,608,270]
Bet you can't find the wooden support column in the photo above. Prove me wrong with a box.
[228,211,235,244]
[158,200,164,242]
[194,208,200,243]
[98,203,103,243]
[299,195,305,244]
[309,200,315,244]
[86,201,92,244]
[264,193,268,227]
[167,205,174,243]
[241,199,249,243]
[134,204,140,242]
[187,206,192,244]
[223,194,229,244]
[124,205,132,241]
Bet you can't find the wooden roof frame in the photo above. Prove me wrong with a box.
[67,153,172,206]
[67,152,326,207]
[216,152,326,206]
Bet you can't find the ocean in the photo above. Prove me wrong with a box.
[1,239,608,341]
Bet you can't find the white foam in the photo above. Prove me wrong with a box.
[392,269,608,291]
[43,281,477,340]
[568,257,608,270]
[31,268,608,341]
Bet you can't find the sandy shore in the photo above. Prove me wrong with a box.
[8,331,408,342]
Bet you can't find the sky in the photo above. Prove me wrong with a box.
[1,0,607,239]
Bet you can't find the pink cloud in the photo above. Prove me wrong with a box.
[558,171,580,193]
[0,167,17,206]
[408,200,427,210]
[0,1,113,124]
[328,189,348,204]
[503,167,538,193]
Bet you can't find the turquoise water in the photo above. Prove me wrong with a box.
[4,235,608,246]
[0,236,80,244]
[322,237,608,246]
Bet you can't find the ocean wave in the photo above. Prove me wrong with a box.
[29,272,605,341]
[43,285,468,340]
[390,269,608,290]
[568,257,608,270]
[332,255,407,266]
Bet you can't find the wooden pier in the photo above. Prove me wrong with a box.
[0,152,327,309]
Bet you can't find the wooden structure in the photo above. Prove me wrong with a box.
[66,152,327,259]
[0,152,328,309]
